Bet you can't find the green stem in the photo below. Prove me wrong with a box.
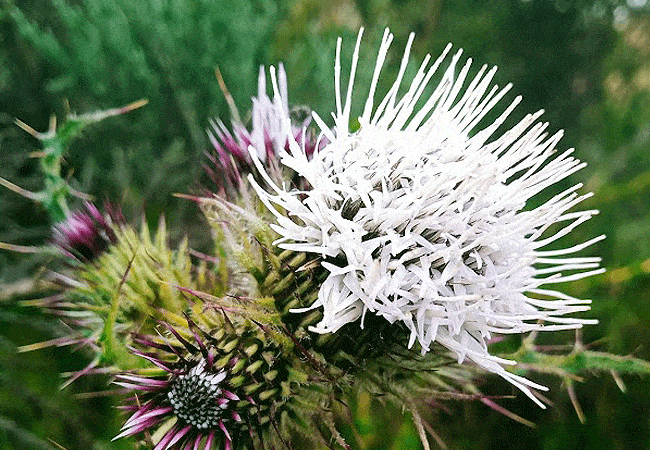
[11,101,147,224]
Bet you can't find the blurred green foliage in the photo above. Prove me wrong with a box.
[2,0,650,449]
[0,0,284,282]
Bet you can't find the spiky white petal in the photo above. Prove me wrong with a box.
[249,28,604,406]
[249,63,291,163]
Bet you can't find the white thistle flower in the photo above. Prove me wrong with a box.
[249,29,605,407]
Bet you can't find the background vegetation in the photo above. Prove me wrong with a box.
[1,0,650,448]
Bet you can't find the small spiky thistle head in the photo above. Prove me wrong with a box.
[52,201,122,262]
[115,312,288,450]
[114,306,350,450]
[45,216,225,374]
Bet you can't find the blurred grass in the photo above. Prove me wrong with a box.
[1,0,650,448]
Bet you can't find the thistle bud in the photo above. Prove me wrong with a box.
[53,216,221,370]
[52,201,122,262]
[114,310,295,450]
[207,64,323,199]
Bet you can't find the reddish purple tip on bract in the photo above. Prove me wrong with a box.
[53,201,123,262]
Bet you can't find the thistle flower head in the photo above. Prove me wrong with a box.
[207,65,320,195]
[249,29,605,406]
[115,313,290,450]
[117,358,241,450]
[52,201,122,262]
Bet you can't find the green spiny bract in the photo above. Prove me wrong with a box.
[61,217,224,368]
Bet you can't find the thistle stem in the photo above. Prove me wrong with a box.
[13,100,147,224]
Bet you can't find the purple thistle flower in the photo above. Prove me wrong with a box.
[206,64,324,197]
[114,316,289,450]
[52,201,123,262]
[115,364,238,450]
